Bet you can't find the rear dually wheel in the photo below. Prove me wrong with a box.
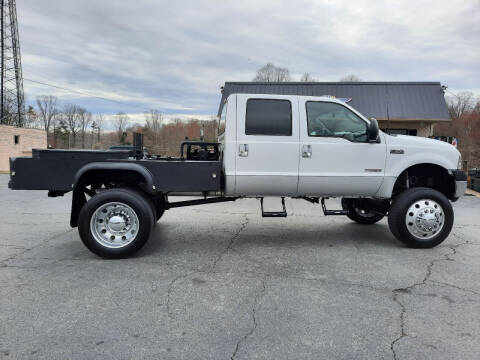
[78,188,155,259]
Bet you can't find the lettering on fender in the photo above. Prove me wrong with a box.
[365,169,382,172]
[390,149,405,154]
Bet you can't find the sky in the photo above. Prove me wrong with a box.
[17,0,480,125]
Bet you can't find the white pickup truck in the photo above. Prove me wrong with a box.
[9,93,467,258]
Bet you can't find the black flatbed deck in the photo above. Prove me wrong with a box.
[9,149,222,193]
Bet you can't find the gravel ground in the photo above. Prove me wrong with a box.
[0,174,479,359]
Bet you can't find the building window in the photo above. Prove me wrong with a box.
[246,99,292,136]
[14,135,20,144]
[382,129,417,136]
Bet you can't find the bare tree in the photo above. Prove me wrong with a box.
[253,63,291,82]
[300,73,316,82]
[446,91,475,120]
[95,114,104,142]
[340,74,362,82]
[63,104,79,148]
[77,107,92,149]
[145,109,163,148]
[474,99,480,113]
[36,96,58,132]
[114,112,129,144]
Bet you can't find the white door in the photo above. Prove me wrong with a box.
[234,94,300,196]
[298,98,386,196]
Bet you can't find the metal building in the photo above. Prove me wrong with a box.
[218,82,450,137]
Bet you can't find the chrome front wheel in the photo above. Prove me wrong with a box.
[405,199,444,240]
[388,188,454,249]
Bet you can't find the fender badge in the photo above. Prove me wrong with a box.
[390,149,404,154]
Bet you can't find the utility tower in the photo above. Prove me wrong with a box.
[0,0,25,126]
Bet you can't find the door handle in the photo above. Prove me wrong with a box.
[302,145,312,158]
[239,144,249,157]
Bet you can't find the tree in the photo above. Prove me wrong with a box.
[446,91,475,120]
[300,73,316,82]
[63,104,79,148]
[54,118,71,149]
[253,63,291,82]
[36,96,58,132]
[145,109,163,135]
[340,74,362,82]
[114,112,129,144]
[435,97,480,168]
[144,109,163,153]
[76,107,92,149]
[95,114,104,142]
[25,105,39,128]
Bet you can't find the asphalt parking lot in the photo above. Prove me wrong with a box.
[1,174,479,360]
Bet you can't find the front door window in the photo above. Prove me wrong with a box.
[306,101,367,142]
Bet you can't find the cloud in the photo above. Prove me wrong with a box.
[17,0,480,117]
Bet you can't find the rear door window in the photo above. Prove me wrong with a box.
[246,99,292,136]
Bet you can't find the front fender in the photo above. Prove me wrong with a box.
[386,152,454,178]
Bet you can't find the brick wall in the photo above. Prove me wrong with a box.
[0,125,47,173]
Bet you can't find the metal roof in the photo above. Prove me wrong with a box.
[218,82,450,121]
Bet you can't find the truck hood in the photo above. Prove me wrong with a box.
[383,132,460,171]
[387,134,455,149]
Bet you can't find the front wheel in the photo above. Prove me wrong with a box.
[78,188,155,259]
[341,198,385,224]
[388,187,454,248]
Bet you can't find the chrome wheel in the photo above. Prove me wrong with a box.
[90,202,140,248]
[405,199,444,240]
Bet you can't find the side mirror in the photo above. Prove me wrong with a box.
[367,118,379,142]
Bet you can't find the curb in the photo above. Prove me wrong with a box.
[466,188,480,198]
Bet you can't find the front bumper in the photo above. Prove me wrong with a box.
[451,170,467,201]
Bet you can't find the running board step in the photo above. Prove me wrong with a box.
[324,209,349,216]
[261,197,287,218]
[321,198,349,216]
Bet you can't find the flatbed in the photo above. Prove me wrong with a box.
[9,148,221,193]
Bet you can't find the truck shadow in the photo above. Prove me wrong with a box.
[138,221,402,259]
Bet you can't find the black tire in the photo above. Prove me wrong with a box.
[78,188,155,259]
[388,187,454,248]
[341,198,385,224]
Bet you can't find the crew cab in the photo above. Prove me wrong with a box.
[8,94,467,258]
